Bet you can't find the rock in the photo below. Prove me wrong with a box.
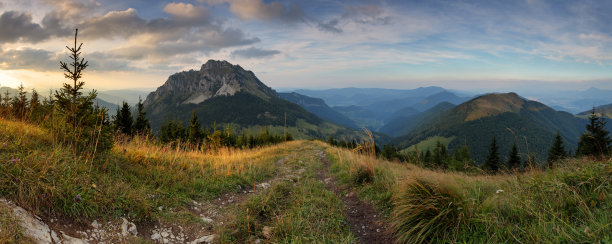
[121,217,138,236]
[201,216,213,223]
[91,220,101,229]
[257,183,271,189]
[151,233,161,240]
[190,234,215,244]
[0,198,61,243]
[161,230,170,238]
[255,239,262,244]
[262,226,274,239]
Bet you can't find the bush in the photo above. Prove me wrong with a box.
[352,164,374,185]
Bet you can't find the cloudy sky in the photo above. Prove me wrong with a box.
[1,0,612,91]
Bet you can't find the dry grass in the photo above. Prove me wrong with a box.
[0,119,302,221]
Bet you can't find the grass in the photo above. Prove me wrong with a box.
[327,145,612,243]
[219,143,356,243]
[0,201,32,243]
[402,135,455,154]
[3,117,610,243]
[0,118,296,221]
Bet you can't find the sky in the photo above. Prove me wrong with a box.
[1,0,612,92]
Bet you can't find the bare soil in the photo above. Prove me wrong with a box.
[317,151,394,244]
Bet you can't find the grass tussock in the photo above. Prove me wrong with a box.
[0,119,299,221]
[326,144,612,243]
[391,178,469,243]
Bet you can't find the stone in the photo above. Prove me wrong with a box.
[151,233,161,240]
[201,216,213,223]
[121,218,138,236]
[190,234,215,244]
[257,183,271,189]
[91,220,101,229]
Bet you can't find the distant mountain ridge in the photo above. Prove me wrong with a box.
[142,60,380,142]
[278,92,358,128]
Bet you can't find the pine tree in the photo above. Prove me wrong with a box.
[54,29,110,154]
[507,142,521,170]
[133,97,151,135]
[577,108,611,159]
[547,132,566,167]
[114,101,133,135]
[12,84,28,120]
[432,140,448,168]
[29,88,40,120]
[484,136,501,173]
[187,111,204,144]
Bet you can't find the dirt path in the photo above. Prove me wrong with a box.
[316,151,393,244]
[2,155,304,244]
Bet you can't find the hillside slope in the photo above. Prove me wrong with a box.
[392,93,587,162]
[578,103,612,119]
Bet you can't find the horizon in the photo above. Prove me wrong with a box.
[1,0,612,92]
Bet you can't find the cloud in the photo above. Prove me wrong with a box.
[317,19,342,33]
[342,5,392,25]
[163,2,209,19]
[79,8,147,40]
[0,11,50,43]
[202,0,306,23]
[231,47,280,59]
[0,48,58,71]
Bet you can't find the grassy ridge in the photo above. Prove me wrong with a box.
[326,146,612,243]
[0,118,293,221]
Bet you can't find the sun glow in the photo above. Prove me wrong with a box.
[0,71,22,88]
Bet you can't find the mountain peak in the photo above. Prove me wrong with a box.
[460,92,526,121]
[201,59,239,71]
[143,60,277,111]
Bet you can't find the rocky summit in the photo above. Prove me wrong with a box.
[143,60,277,114]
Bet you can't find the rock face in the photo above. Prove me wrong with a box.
[141,60,328,132]
[144,60,277,114]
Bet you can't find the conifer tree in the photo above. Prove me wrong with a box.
[133,97,151,134]
[484,136,501,173]
[577,108,611,159]
[187,112,204,144]
[432,140,448,168]
[28,89,40,121]
[12,84,28,120]
[507,142,521,170]
[54,29,111,154]
[114,101,133,135]
[547,132,566,167]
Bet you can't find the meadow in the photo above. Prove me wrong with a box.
[1,117,610,243]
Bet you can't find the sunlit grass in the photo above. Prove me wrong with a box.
[0,119,301,221]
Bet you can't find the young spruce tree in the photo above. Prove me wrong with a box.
[507,142,521,170]
[484,136,501,173]
[188,111,205,144]
[547,132,566,167]
[114,101,133,136]
[54,29,112,155]
[133,97,151,135]
[577,108,611,159]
